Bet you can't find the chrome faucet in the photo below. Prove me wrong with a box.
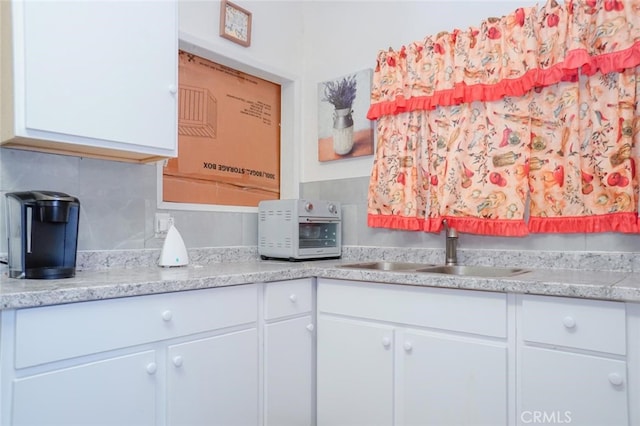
[443,219,458,266]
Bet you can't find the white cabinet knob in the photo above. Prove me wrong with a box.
[173,355,183,367]
[289,294,297,303]
[403,342,413,352]
[382,337,391,348]
[146,362,157,375]
[562,316,576,329]
[162,310,173,321]
[306,324,315,332]
[608,373,624,386]
[169,85,177,94]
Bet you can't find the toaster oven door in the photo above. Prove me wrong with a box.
[298,221,340,250]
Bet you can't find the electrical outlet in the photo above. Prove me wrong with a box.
[155,213,172,238]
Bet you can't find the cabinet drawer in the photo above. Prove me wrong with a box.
[15,284,258,368]
[520,295,626,355]
[318,279,507,338]
[265,279,313,320]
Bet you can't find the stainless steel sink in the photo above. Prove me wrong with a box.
[339,261,530,277]
[416,265,529,277]
[338,261,435,272]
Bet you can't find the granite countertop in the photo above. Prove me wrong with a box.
[0,260,313,310]
[1,253,640,309]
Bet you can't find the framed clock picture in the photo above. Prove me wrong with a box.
[219,0,252,47]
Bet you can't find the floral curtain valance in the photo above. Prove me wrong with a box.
[367,0,640,236]
[367,0,640,120]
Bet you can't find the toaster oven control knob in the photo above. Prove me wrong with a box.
[304,202,313,212]
[328,203,338,214]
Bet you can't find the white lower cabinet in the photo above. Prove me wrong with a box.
[317,278,509,426]
[317,317,394,426]
[4,274,639,426]
[167,329,259,426]
[265,315,314,426]
[398,329,508,426]
[12,351,157,425]
[516,294,629,426]
[519,347,627,425]
[0,278,318,426]
[317,278,640,426]
[263,278,315,426]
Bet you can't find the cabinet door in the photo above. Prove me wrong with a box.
[167,328,258,426]
[12,351,156,426]
[265,315,314,426]
[17,0,176,154]
[317,316,393,426]
[519,346,628,426]
[398,329,508,426]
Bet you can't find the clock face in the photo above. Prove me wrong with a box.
[225,5,248,42]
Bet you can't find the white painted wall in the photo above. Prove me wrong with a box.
[179,1,304,76]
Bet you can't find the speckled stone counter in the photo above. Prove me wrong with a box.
[0,260,317,309]
[1,246,640,309]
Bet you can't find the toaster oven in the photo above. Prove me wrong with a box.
[258,199,341,260]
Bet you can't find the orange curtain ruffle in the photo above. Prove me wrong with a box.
[528,213,640,233]
[367,214,530,236]
[367,214,426,231]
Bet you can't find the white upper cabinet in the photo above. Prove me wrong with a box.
[1,0,178,162]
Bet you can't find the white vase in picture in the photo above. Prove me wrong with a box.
[332,108,354,155]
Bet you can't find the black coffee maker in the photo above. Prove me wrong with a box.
[5,191,80,279]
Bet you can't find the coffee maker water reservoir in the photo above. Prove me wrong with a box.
[5,191,80,279]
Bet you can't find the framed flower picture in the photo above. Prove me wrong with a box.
[219,0,252,47]
[317,69,374,162]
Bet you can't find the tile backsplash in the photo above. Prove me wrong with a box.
[2,147,640,258]
[0,148,256,251]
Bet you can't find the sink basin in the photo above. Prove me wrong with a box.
[338,262,530,277]
[416,265,529,278]
[339,261,434,272]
